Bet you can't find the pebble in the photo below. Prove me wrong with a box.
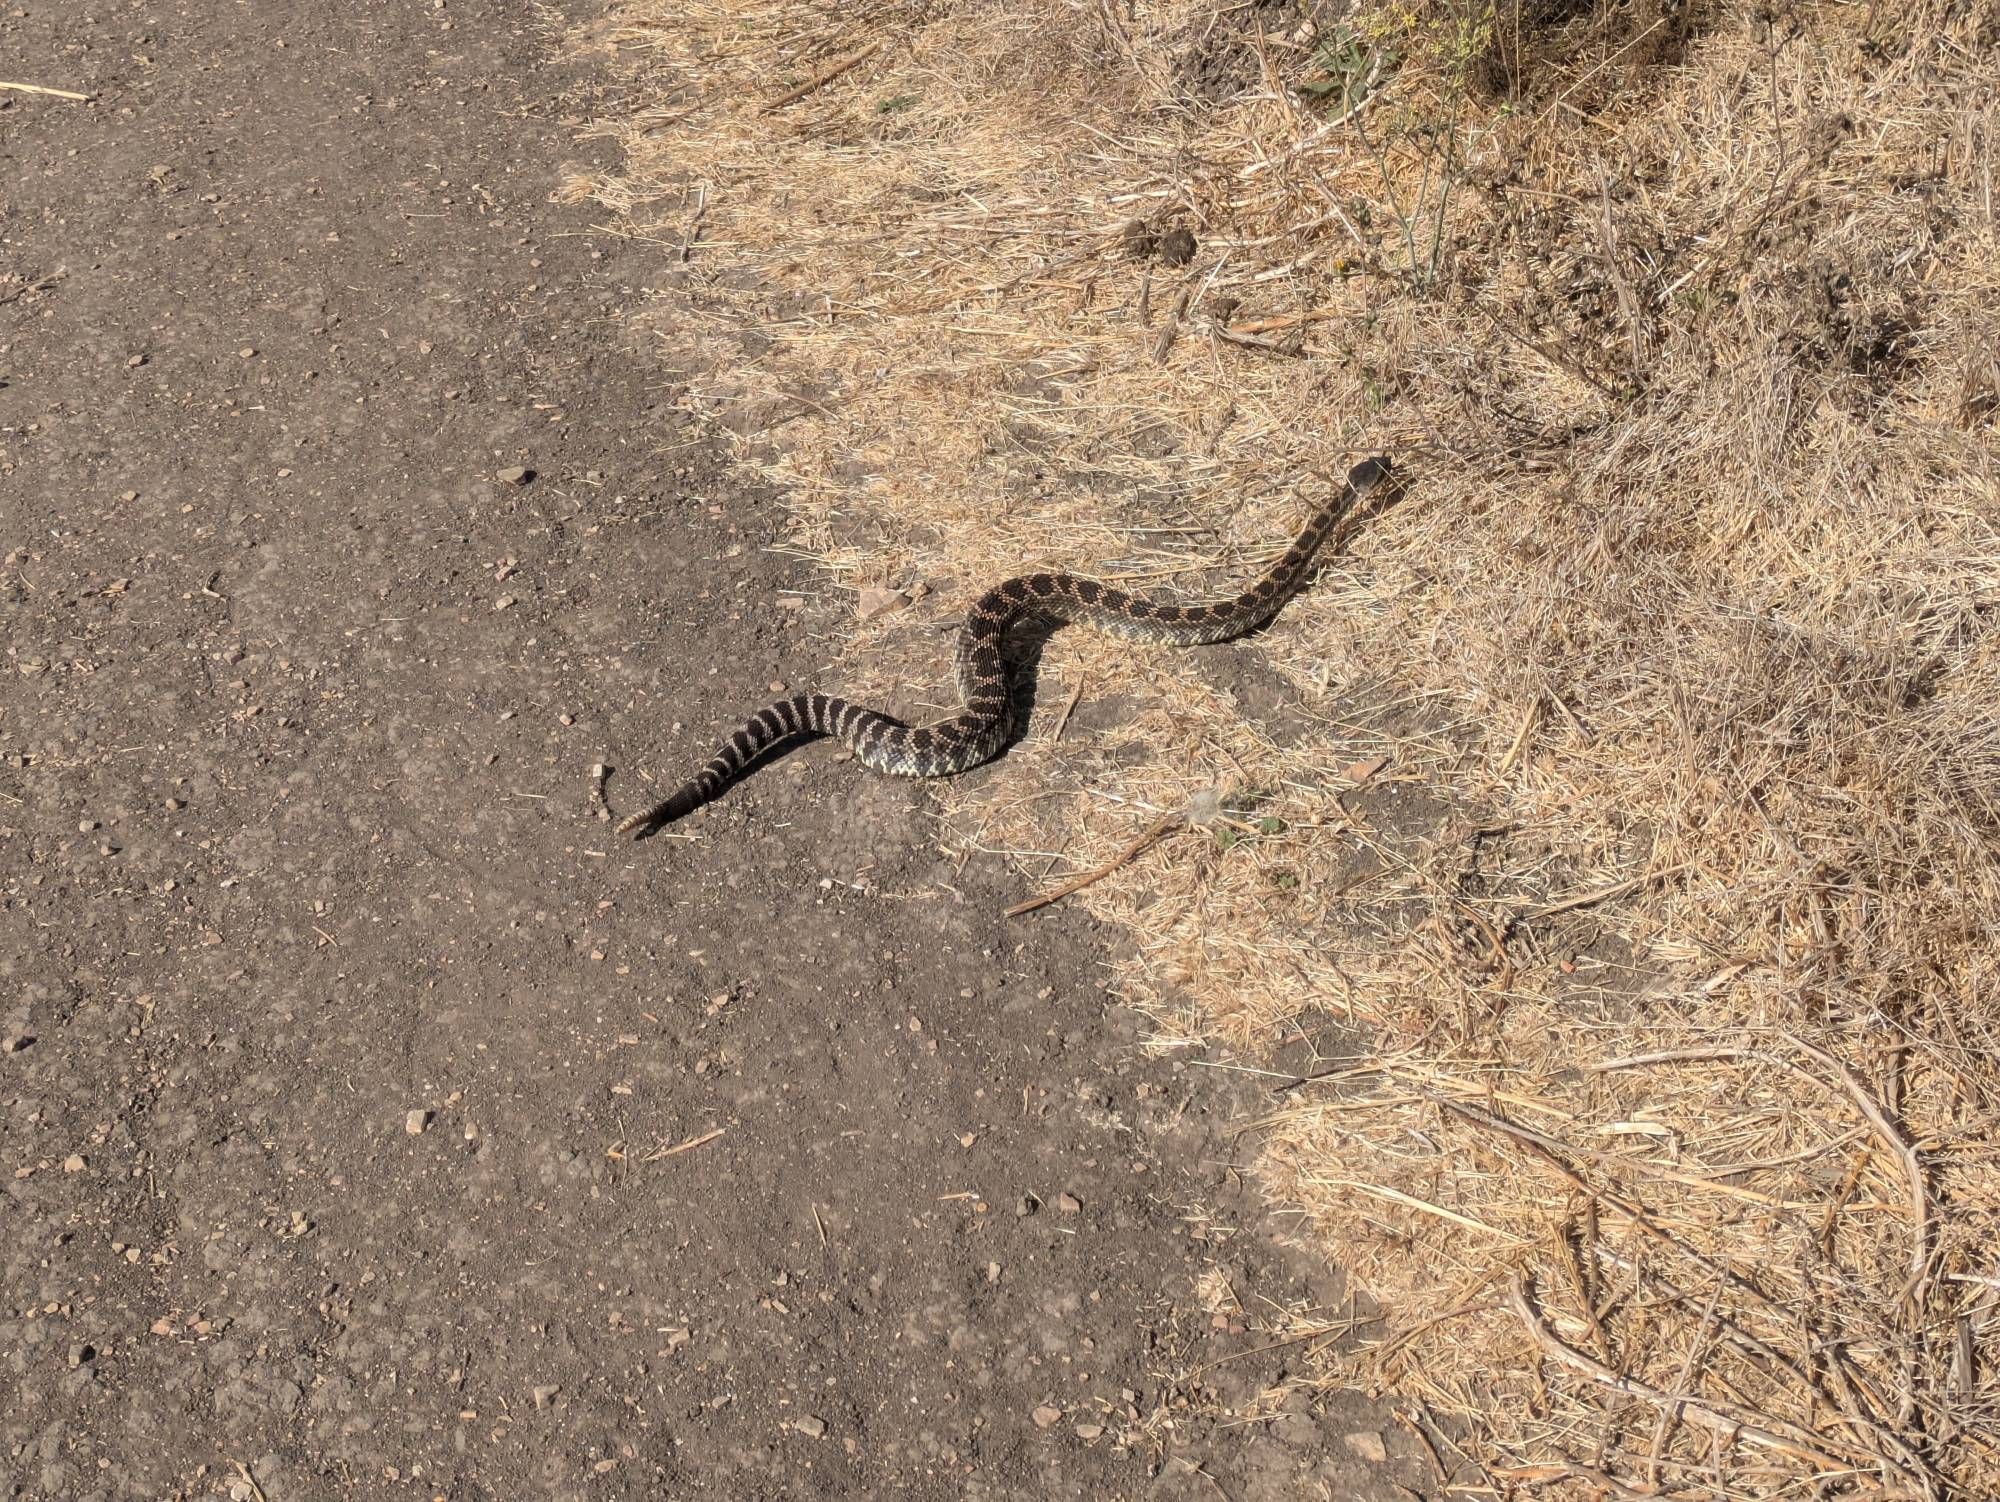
[1031,1404,1062,1429]
[1056,1192,1083,1214]
[856,586,906,621]
[793,1415,826,1438]
[531,1384,560,1409]
[404,1109,429,1135]
[0,1035,31,1054]
[1342,1430,1389,1464]
[1074,1423,1105,1441]
[496,465,532,485]
[63,1155,86,1173]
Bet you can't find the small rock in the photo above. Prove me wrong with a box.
[404,1110,429,1136]
[496,465,532,485]
[856,586,906,621]
[1015,1195,1038,1218]
[793,1415,826,1438]
[0,1034,32,1055]
[238,346,256,358]
[78,819,98,833]
[1342,1430,1389,1464]
[63,1155,86,1173]
[1032,1405,1062,1429]
[1056,1192,1082,1214]
[531,1384,560,1410]
[1074,1423,1105,1441]
[1345,755,1389,785]
[986,1262,1001,1284]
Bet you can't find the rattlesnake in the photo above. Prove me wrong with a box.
[618,456,1391,836]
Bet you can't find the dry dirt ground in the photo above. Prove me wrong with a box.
[0,3,1437,1499]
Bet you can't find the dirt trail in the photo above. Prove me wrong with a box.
[0,3,1429,1498]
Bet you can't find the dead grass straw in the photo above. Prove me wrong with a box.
[573,1,2000,1493]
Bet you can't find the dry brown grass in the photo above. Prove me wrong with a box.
[568,1,2000,1493]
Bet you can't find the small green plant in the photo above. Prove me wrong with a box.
[1338,0,1497,292]
[1299,24,1387,110]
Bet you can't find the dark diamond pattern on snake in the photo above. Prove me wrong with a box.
[619,456,1392,836]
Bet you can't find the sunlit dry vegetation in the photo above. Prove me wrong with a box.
[568,1,2000,1491]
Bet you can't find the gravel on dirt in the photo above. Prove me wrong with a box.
[0,2,1433,1499]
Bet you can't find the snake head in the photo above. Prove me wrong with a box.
[1347,455,1392,493]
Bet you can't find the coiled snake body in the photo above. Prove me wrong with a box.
[618,456,1390,836]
